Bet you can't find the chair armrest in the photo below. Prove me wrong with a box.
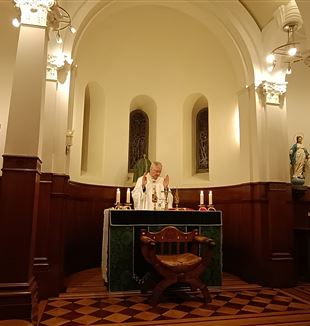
[141,235,156,246]
[141,236,158,265]
[194,235,215,247]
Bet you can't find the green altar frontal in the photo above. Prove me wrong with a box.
[103,209,222,292]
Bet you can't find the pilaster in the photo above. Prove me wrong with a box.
[42,52,73,173]
[1,0,53,321]
[0,155,41,322]
[256,80,290,182]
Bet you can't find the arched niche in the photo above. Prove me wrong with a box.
[128,109,149,172]
[183,93,209,180]
[130,95,157,163]
[81,82,105,176]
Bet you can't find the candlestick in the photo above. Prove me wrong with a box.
[174,188,180,209]
[208,190,213,206]
[200,190,204,205]
[126,188,131,204]
[116,188,121,203]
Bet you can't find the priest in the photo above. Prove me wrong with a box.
[132,161,173,210]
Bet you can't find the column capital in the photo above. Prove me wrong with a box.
[46,54,59,81]
[13,0,55,27]
[256,80,287,105]
[46,53,72,81]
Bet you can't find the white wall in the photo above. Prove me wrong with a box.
[2,1,308,187]
[71,4,243,187]
[286,63,310,185]
[261,14,310,184]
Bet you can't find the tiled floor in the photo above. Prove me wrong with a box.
[38,287,310,325]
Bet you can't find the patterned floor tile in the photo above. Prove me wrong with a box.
[103,312,131,323]
[38,288,310,325]
[44,307,72,317]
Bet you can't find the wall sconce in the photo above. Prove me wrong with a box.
[65,130,74,155]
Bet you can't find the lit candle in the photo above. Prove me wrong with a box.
[200,190,204,205]
[208,190,213,205]
[116,188,121,203]
[126,188,131,204]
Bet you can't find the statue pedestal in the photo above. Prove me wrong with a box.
[291,178,307,199]
[291,177,305,186]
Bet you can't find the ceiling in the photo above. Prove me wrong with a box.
[239,0,291,30]
[1,0,297,34]
[1,0,294,32]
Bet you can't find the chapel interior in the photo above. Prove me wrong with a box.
[1,0,310,324]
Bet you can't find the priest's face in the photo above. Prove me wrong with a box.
[150,165,162,180]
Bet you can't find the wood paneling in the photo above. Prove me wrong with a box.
[0,176,2,211]
[0,155,41,323]
[64,181,117,276]
[216,182,295,287]
[34,173,69,299]
[1,169,309,303]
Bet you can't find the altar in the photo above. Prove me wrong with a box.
[102,209,222,292]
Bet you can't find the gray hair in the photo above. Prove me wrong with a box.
[151,161,162,169]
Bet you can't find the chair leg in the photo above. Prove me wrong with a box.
[200,284,212,305]
[187,278,212,305]
[148,278,176,305]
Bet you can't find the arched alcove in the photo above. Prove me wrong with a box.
[81,82,105,176]
[70,2,255,186]
[128,109,149,172]
[130,95,157,164]
[183,94,209,181]
[195,107,209,173]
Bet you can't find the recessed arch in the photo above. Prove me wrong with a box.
[128,109,149,172]
[183,93,209,180]
[81,82,105,176]
[65,1,262,89]
[66,1,265,185]
[129,95,157,163]
[195,107,209,173]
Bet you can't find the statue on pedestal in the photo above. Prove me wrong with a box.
[289,135,309,185]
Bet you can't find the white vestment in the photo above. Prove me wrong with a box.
[132,173,173,210]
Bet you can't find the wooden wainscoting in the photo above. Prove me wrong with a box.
[31,176,310,299]
[0,155,42,323]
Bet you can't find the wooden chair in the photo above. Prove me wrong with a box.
[140,226,215,305]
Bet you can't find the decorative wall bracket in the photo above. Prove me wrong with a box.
[13,0,55,27]
[46,53,72,81]
[257,80,287,105]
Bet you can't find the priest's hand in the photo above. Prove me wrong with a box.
[163,175,169,189]
[142,172,147,189]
